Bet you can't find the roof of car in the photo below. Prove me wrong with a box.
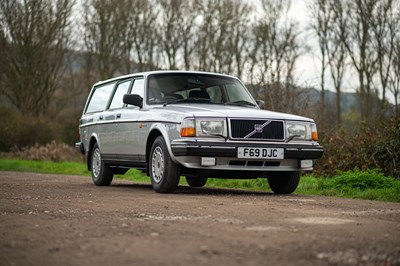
[93,70,238,87]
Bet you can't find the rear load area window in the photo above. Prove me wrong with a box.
[85,82,115,113]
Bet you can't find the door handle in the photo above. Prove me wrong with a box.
[116,113,121,119]
[99,115,103,120]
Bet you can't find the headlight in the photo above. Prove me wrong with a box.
[286,122,318,141]
[181,118,227,138]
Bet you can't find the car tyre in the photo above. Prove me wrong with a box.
[91,142,113,186]
[268,171,300,194]
[185,176,208,187]
[149,136,180,193]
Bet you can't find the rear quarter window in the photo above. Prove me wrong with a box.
[85,82,115,113]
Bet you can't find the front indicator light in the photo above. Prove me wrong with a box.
[311,123,318,141]
[312,131,318,141]
[180,119,195,137]
[181,127,195,137]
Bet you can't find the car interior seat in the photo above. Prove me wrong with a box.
[188,90,210,99]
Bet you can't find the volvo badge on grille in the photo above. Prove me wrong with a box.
[254,124,263,133]
[244,120,272,138]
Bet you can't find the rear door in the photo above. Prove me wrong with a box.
[82,81,116,154]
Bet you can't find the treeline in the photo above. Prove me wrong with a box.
[0,0,399,177]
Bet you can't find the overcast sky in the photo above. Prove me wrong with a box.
[288,0,396,104]
[288,0,357,94]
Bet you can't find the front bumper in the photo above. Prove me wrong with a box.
[171,140,323,159]
[170,139,324,171]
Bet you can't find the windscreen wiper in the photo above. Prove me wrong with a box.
[224,100,256,107]
[163,97,211,106]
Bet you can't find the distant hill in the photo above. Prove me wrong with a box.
[246,84,360,114]
[309,88,359,114]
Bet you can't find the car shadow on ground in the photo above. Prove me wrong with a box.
[110,182,300,197]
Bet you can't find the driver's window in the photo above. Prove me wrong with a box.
[109,79,132,110]
[130,78,144,98]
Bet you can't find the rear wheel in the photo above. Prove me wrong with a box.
[91,143,113,186]
[149,136,180,193]
[185,176,208,187]
[268,171,300,194]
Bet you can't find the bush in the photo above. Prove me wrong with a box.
[314,118,400,179]
[0,107,80,152]
[326,169,396,190]
[0,107,57,151]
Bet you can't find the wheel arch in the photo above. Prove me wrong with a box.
[87,135,99,172]
[146,130,162,175]
[145,124,178,174]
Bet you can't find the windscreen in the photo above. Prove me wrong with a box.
[146,73,257,107]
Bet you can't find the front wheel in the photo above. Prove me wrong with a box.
[149,136,180,193]
[267,171,300,194]
[91,143,113,186]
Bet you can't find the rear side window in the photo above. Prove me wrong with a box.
[109,80,132,110]
[85,82,115,113]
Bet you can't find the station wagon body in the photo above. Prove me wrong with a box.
[76,71,323,193]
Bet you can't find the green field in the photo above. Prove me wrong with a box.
[0,159,399,202]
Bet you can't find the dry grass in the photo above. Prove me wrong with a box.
[4,141,83,162]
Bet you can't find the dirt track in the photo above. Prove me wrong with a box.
[0,171,399,266]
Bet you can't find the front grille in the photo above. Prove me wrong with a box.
[230,119,284,140]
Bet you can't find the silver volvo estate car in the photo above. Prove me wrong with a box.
[76,71,323,193]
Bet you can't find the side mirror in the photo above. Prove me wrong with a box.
[123,94,142,108]
[256,99,265,109]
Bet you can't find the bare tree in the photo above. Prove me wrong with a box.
[196,0,228,72]
[119,0,136,74]
[373,0,399,113]
[130,0,160,72]
[308,0,331,126]
[83,0,127,79]
[181,1,200,70]
[327,1,348,128]
[228,0,252,79]
[342,0,379,123]
[250,0,301,113]
[194,0,250,77]
[389,31,400,117]
[117,0,161,73]
[0,0,73,115]
[159,0,200,70]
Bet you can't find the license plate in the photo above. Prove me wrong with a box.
[237,147,284,159]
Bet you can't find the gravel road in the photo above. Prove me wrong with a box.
[0,171,399,266]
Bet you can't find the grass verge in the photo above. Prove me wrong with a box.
[0,159,399,202]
